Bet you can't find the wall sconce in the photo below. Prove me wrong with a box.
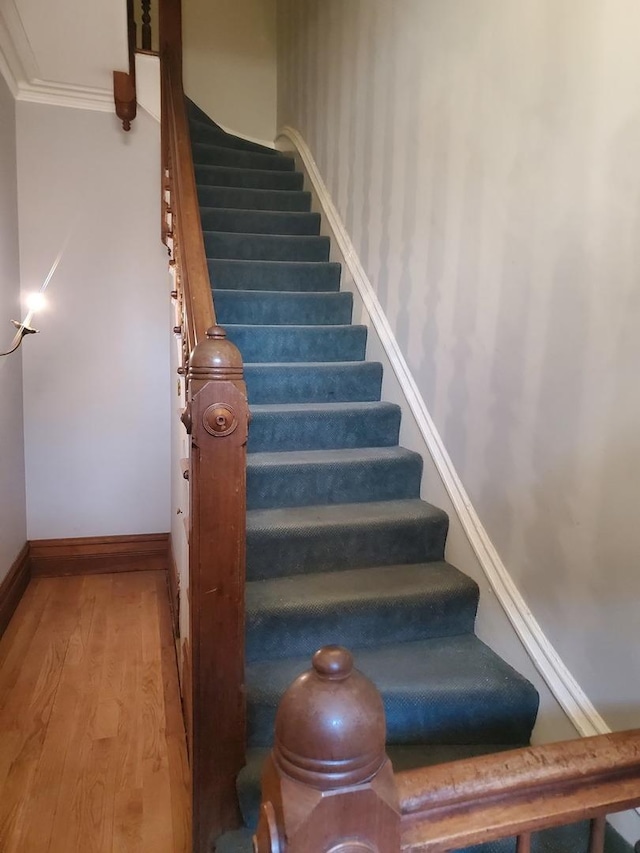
[0,293,44,357]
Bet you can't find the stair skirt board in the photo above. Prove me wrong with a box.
[186,102,633,853]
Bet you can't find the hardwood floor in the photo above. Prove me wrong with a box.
[0,570,191,851]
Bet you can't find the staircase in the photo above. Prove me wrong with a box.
[186,100,631,853]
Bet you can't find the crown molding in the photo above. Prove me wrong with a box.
[0,0,113,111]
[0,0,38,95]
[16,78,113,111]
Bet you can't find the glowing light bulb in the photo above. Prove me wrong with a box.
[25,292,46,314]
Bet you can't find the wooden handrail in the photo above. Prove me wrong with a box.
[254,646,640,853]
[398,730,640,852]
[159,1,249,850]
[159,0,214,351]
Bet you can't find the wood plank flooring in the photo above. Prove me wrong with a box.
[0,570,191,851]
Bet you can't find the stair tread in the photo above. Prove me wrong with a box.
[247,497,444,531]
[217,288,348,297]
[192,142,294,170]
[227,322,361,331]
[247,401,401,450]
[247,445,420,466]
[244,361,383,404]
[204,231,330,262]
[204,230,327,241]
[198,186,312,212]
[201,207,320,235]
[197,163,301,177]
[249,400,398,415]
[244,359,378,367]
[228,324,367,363]
[246,635,539,748]
[246,560,477,614]
[247,634,536,703]
[189,119,278,154]
[196,164,304,190]
[215,289,352,326]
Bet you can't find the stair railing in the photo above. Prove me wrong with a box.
[254,646,640,853]
[159,0,249,849]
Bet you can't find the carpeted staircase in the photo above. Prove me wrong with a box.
[186,100,631,853]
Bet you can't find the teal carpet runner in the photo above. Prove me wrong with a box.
[186,100,631,853]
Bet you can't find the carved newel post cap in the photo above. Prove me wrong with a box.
[273,645,386,790]
[188,325,243,382]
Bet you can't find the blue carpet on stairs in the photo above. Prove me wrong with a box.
[185,99,633,853]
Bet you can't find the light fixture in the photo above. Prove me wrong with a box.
[1,236,71,357]
[0,319,39,357]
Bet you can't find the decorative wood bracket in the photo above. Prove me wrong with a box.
[114,0,137,131]
[113,70,137,131]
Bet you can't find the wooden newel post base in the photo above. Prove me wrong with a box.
[254,646,401,853]
[185,325,249,851]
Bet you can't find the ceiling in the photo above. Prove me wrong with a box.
[0,0,129,109]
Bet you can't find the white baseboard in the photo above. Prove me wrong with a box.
[277,124,611,744]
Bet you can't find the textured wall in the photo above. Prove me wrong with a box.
[183,0,277,144]
[18,104,171,539]
[278,0,640,731]
[0,74,27,580]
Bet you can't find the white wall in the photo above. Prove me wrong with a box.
[183,0,277,145]
[277,1,640,735]
[0,72,27,580]
[18,103,171,539]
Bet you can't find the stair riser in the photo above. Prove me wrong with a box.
[246,512,448,581]
[204,232,330,263]
[247,453,422,511]
[246,691,538,749]
[192,142,295,172]
[215,291,352,326]
[243,363,383,405]
[209,260,340,292]
[226,325,367,363]
[190,122,277,155]
[198,185,311,212]
[200,208,321,235]
[195,165,304,191]
[248,405,400,452]
[246,591,478,662]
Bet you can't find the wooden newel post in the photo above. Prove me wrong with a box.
[185,325,249,851]
[254,646,401,853]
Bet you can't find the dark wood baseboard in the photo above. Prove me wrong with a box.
[0,544,31,638]
[29,533,170,577]
[168,537,180,638]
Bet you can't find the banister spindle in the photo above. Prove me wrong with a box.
[141,0,152,50]
[516,833,531,853]
[588,816,606,853]
[254,646,400,853]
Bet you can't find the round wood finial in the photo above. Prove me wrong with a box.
[273,645,386,791]
[188,325,243,382]
[312,645,353,680]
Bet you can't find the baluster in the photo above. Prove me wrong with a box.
[141,0,152,50]
[254,646,400,853]
[588,816,606,853]
[516,834,531,853]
